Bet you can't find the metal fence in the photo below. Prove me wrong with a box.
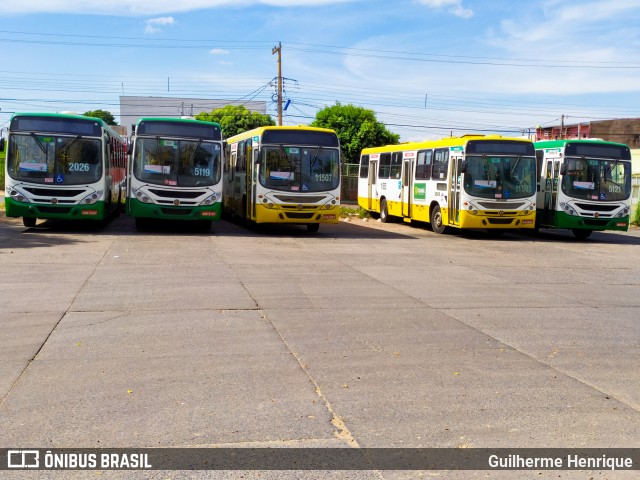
[341,163,360,203]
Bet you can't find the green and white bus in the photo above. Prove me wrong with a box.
[3,112,127,227]
[127,117,223,230]
[534,139,632,239]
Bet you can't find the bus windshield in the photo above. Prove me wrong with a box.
[562,157,631,201]
[133,137,221,187]
[259,145,340,192]
[464,155,536,200]
[7,133,102,185]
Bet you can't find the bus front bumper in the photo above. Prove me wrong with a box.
[254,204,340,224]
[127,198,221,221]
[552,211,629,231]
[5,197,108,220]
[457,209,536,229]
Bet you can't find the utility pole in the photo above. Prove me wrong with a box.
[560,114,565,139]
[272,42,283,126]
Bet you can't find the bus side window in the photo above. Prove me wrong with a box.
[415,149,432,180]
[237,141,246,172]
[432,148,449,180]
[389,152,402,179]
[359,154,369,179]
[536,150,544,182]
[379,152,391,179]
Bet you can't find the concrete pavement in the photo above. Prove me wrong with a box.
[0,214,639,479]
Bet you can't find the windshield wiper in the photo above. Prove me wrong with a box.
[60,135,82,153]
[279,144,292,165]
[30,133,48,155]
[188,138,203,166]
[309,146,321,170]
[509,155,522,178]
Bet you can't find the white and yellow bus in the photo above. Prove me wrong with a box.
[358,135,537,233]
[224,126,341,232]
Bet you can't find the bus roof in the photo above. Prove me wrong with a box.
[10,112,123,139]
[135,117,222,129]
[226,125,337,143]
[361,134,531,155]
[534,138,630,149]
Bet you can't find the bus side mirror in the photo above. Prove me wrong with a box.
[560,163,566,175]
[460,160,467,173]
[0,137,4,152]
[127,142,133,155]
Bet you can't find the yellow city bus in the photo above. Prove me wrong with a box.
[224,126,341,232]
[358,135,537,233]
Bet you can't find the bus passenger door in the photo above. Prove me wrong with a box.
[367,161,377,211]
[449,156,462,225]
[251,148,259,219]
[402,158,413,218]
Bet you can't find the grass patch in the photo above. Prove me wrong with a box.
[340,206,370,219]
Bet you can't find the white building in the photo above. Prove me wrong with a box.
[119,96,267,136]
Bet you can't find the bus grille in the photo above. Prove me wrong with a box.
[24,187,84,197]
[285,212,315,219]
[478,201,525,209]
[149,189,207,199]
[486,218,514,225]
[574,203,618,212]
[37,206,73,214]
[160,208,192,216]
[273,194,326,203]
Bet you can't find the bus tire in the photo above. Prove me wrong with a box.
[307,223,320,233]
[572,228,592,240]
[430,205,446,234]
[23,217,36,228]
[380,198,390,223]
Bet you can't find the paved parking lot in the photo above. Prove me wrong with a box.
[1,213,639,479]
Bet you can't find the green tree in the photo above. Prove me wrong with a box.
[196,105,275,138]
[311,102,400,164]
[83,109,117,125]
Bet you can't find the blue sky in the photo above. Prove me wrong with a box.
[2,0,640,142]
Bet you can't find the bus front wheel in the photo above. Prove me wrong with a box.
[430,205,446,234]
[572,229,592,240]
[23,217,36,228]
[380,198,390,223]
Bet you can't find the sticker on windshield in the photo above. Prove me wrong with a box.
[55,174,64,184]
[162,140,177,148]
[19,162,47,172]
[145,165,171,174]
[474,180,497,188]
[287,148,300,154]
[574,181,595,190]
[270,171,294,180]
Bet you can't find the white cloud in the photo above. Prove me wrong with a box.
[144,16,175,34]
[209,48,230,55]
[415,0,473,18]
[1,0,357,16]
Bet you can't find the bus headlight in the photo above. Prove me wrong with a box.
[615,208,629,218]
[8,187,29,203]
[199,192,220,206]
[559,202,577,216]
[81,190,103,205]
